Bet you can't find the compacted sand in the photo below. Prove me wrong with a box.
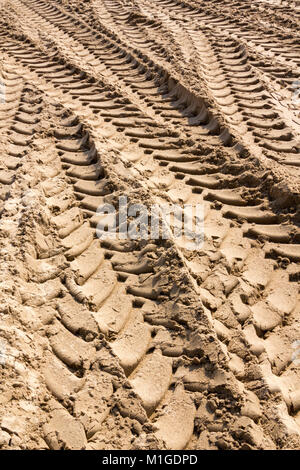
[0,0,299,450]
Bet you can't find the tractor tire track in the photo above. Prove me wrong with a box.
[0,0,299,450]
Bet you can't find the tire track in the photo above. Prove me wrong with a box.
[0,60,40,214]
[33,95,299,450]
[136,0,300,168]
[10,0,300,173]
[9,0,241,149]
[0,83,198,449]
[0,0,299,450]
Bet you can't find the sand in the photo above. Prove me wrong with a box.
[0,0,299,450]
